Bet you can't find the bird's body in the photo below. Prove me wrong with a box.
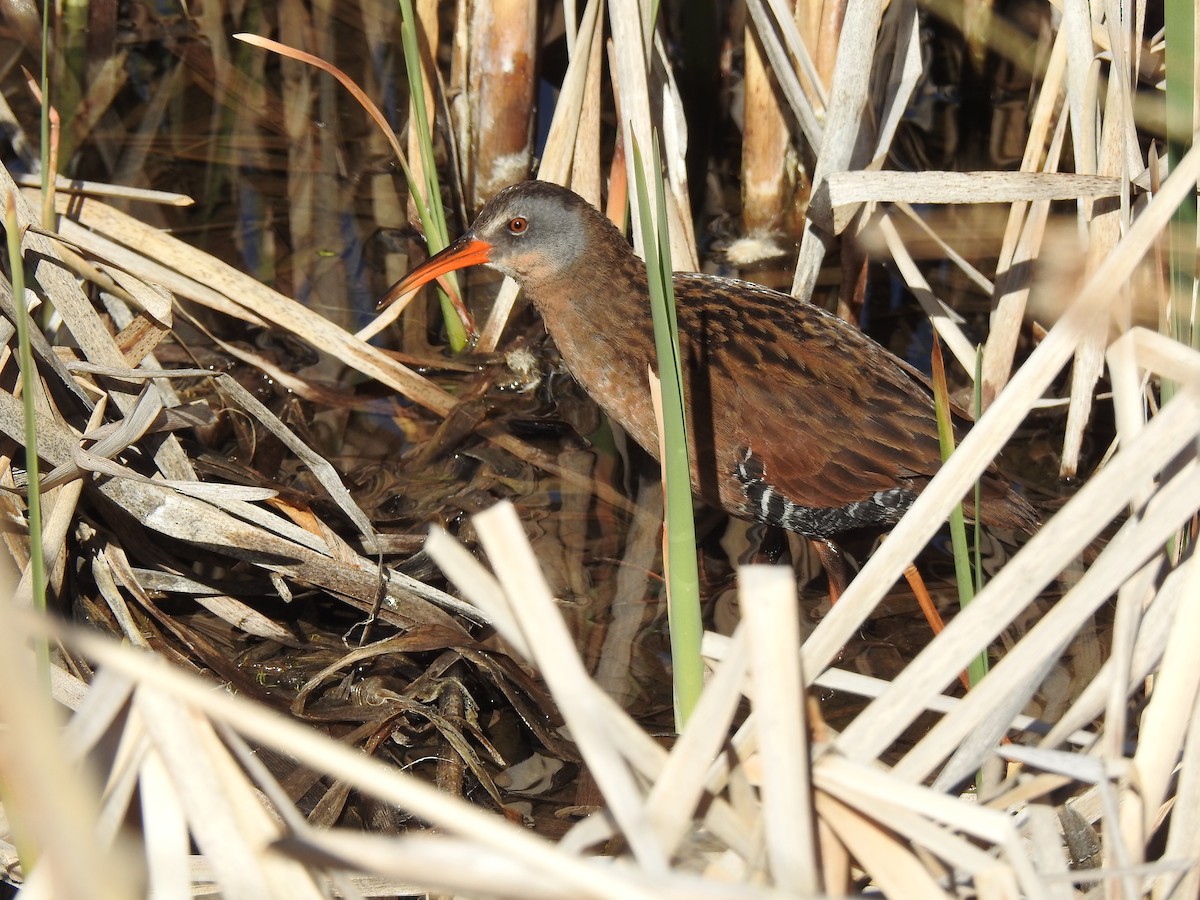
[388,181,1038,539]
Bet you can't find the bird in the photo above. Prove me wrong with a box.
[383,181,1038,575]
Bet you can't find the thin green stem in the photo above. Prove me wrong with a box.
[632,134,703,728]
[932,340,987,687]
[39,2,51,228]
[1165,0,1197,354]
[973,348,985,596]
[7,194,48,687]
[398,0,467,351]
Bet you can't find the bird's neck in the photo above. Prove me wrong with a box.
[523,239,664,454]
[526,237,653,340]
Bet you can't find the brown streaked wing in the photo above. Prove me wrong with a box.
[673,274,945,511]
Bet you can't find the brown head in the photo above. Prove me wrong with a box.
[381,181,633,308]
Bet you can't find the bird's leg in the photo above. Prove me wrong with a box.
[810,538,849,604]
[903,563,946,634]
[902,563,972,692]
[837,236,870,323]
[815,535,973,691]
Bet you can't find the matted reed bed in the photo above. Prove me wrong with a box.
[1,0,1198,896]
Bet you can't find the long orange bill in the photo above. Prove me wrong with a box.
[377,233,494,310]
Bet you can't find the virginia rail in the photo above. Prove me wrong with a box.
[386,181,1038,566]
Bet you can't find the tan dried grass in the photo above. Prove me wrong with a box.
[0,0,1197,896]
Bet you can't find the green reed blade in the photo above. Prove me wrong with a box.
[931,339,987,687]
[632,134,702,728]
[398,0,467,351]
[6,195,48,687]
[973,348,985,596]
[1165,0,1197,351]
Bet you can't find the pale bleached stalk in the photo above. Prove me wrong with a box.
[791,0,885,299]
[742,566,817,894]
[982,30,1070,402]
[743,0,824,149]
[742,19,801,234]
[471,502,670,874]
[802,135,1200,682]
[838,384,1200,781]
[1060,19,1137,477]
[0,590,138,900]
[35,611,665,900]
[607,0,696,268]
[465,0,536,206]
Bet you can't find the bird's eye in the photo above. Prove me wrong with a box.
[507,216,528,235]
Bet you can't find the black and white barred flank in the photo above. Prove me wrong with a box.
[734,446,916,538]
